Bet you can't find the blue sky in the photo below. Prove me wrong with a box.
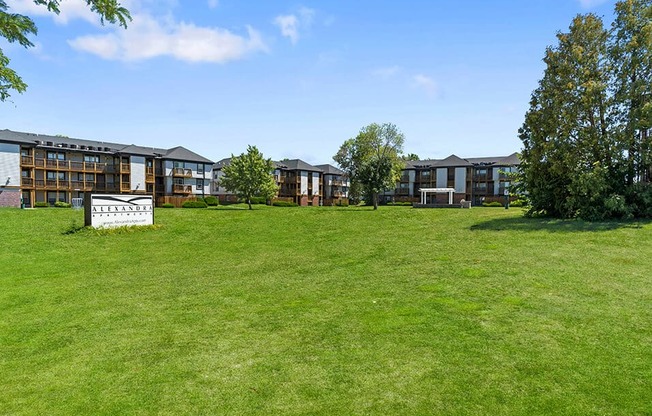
[1,0,616,164]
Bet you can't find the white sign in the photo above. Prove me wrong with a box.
[85,194,154,228]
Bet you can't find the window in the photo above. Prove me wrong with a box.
[198,164,204,174]
[84,154,100,163]
[47,151,65,160]
[47,171,66,180]
[174,161,183,168]
[21,170,31,178]
[196,179,204,189]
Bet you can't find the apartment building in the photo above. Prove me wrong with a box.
[212,158,330,206]
[387,153,520,205]
[315,164,349,205]
[275,159,323,206]
[0,129,213,208]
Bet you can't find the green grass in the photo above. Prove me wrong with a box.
[1,205,651,415]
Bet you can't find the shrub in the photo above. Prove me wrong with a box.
[249,196,267,205]
[336,200,349,207]
[54,201,72,208]
[34,202,48,208]
[161,203,175,208]
[272,200,298,207]
[482,201,503,207]
[203,196,219,206]
[387,201,413,206]
[182,201,208,208]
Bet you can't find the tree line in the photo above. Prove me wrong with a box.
[520,0,652,220]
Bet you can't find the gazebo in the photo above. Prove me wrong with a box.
[418,188,456,205]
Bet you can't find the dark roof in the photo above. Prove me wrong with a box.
[465,152,521,166]
[433,154,472,167]
[0,129,213,163]
[213,158,232,169]
[315,164,344,175]
[164,146,214,164]
[274,159,323,172]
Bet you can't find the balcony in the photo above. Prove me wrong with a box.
[121,183,131,191]
[333,191,346,197]
[173,184,192,194]
[21,156,34,166]
[331,179,345,186]
[473,175,489,181]
[172,167,192,178]
[120,165,130,174]
[21,177,34,187]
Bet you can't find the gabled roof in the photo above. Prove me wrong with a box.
[465,152,521,166]
[411,154,472,168]
[162,146,214,164]
[315,164,344,175]
[118,144,168,157]
[275,159,323,172]
[0,129,213,163]
[213,158,232,169]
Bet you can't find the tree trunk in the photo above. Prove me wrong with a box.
[373,192,378,210]
[247,198,252,210]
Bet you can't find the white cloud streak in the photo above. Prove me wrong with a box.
[274,7,315,45]
[68,13,267,63]
[7,0,100,25]
[412,74,438,96]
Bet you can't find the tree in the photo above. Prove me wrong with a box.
[402,153,420,161]
[220,145,278,210]
[334,123,405,210]
[519,13,615,219]
[610,0,652,188]
[0,0,131,101]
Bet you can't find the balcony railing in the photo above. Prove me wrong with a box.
[172,167,192,178]
[121,183,131,191]
[173,184,192,194]
[120,165,130,173]
[21,177,34,187]
[29,158,113,172]
[331,180,345,186]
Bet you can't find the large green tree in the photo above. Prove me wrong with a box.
[220,145,278,210]
[520,13,618,219]
[334,123,405,210]
[0,0,131,101]
[610,0,652,189]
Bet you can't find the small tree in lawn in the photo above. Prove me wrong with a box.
[220,145,278,210]
[334,123,405,210]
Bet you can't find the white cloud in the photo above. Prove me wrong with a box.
[7,0,100,25]
[68,12,268,63]
[274,15,299,44]
[207,0,219,9]
[274,7,315,45]
[412,74,438,96]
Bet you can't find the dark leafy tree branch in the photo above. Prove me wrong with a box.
[0,0,131,101]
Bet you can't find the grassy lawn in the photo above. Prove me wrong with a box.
[1,205,650,415]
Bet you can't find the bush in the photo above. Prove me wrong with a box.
[272,200,298,207]
[34,202,48,208]
[182,200,208,208]
[336,200,349,207]
[482,201,503,207]
[54,201,71,208]
[161,203,175,208]
[203,196,219,206]
[387,201,413,206]
[249,196,267,205]
[510,199,526,207]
